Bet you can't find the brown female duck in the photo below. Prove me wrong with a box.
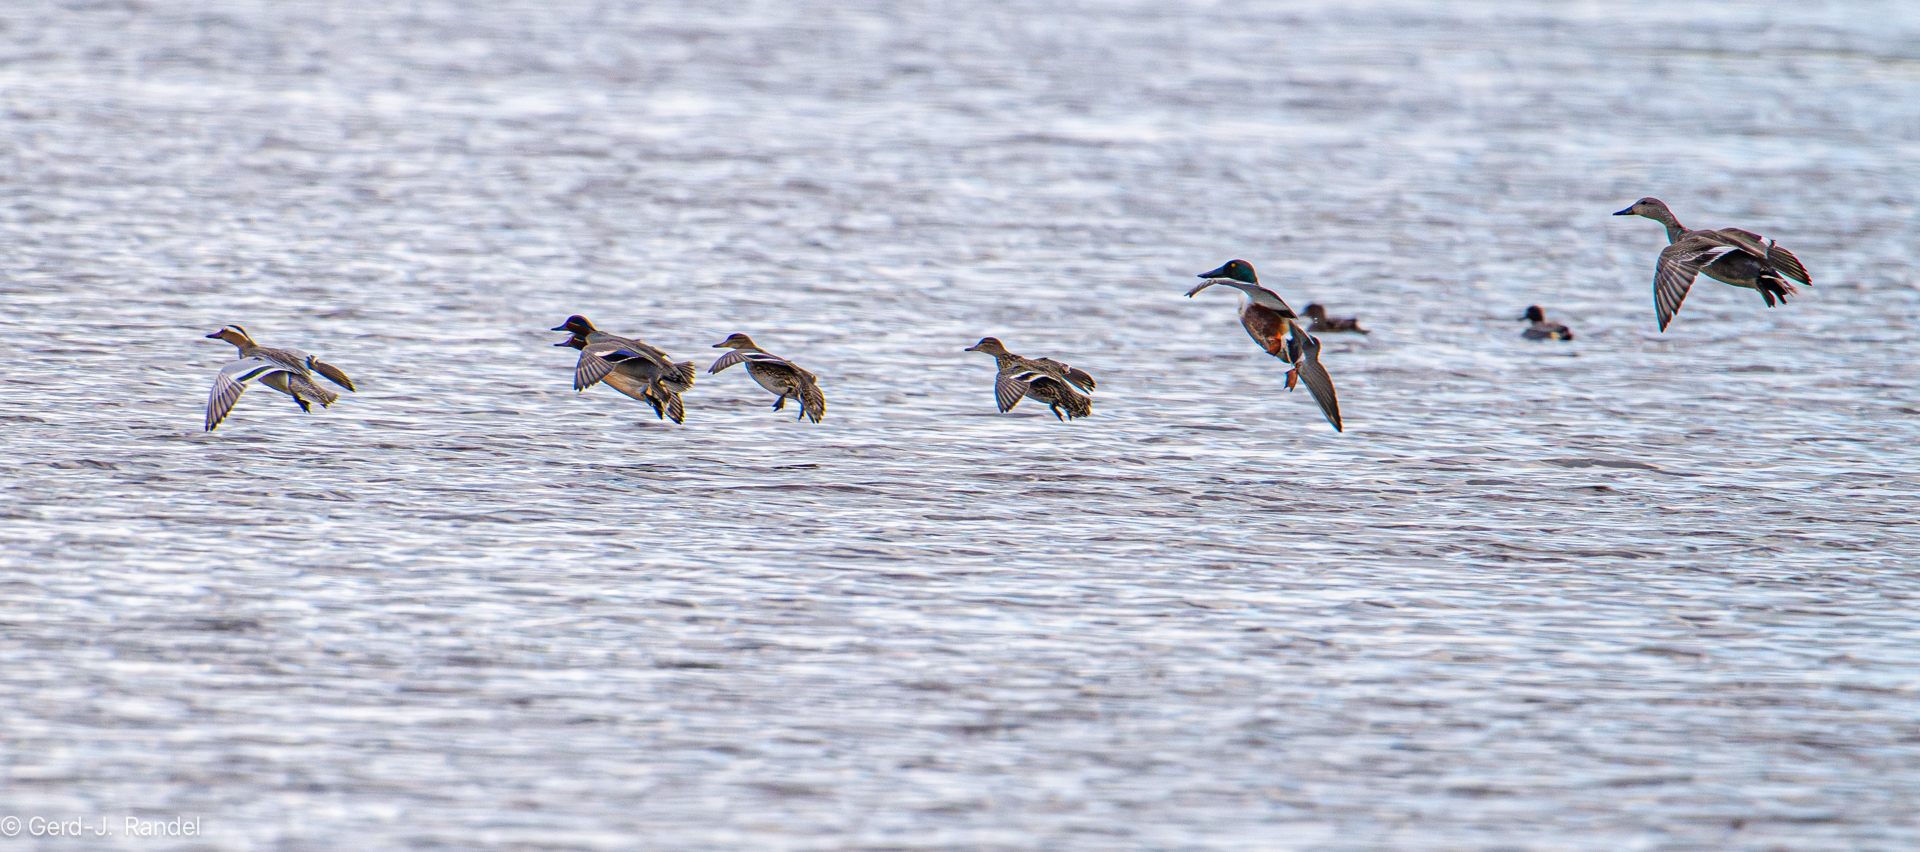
[710,333,826,423]
[1613,197,1811,331]
[963,337,1095,421]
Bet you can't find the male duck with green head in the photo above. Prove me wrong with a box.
[1187,259,1342,432]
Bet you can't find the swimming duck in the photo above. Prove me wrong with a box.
[709,333,826,423]
[1519,306,1574,341]
[551,315,695,424]
[1187,260,1343,432]
[1302,304,1370,335]
[203,325,356,431]
[963,337,1095,421]
[1613,197,1811,331]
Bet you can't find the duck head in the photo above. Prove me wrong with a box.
[550,315,598,335]
[205,325,254,348]
[713,333,759,350]
[1197,259,1258,285]
[1302,304,1328,320]
[964,337,1010,356]
[1613,197,1675,222]
[1520,306,1546,322]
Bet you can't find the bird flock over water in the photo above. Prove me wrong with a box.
[200,197,1810,433]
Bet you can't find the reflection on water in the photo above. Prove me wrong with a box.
[2,0,1918,848]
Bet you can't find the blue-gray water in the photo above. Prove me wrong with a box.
[3,0,1918,849]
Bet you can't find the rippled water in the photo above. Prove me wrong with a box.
[3,0,1919,848]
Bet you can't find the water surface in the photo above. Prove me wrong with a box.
[2,0,1918,849]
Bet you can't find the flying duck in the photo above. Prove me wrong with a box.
[1613,197,1811,331]
[551,315,695,424]
[202,325,356,431]
[1187,260,1343,431]
[709,333,826,423]
[963,337,1095,421]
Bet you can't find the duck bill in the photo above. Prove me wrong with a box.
[1611,206,1635,216]
[204,331,223,339]
[1196,263,1234,280]
[962,344,981,352]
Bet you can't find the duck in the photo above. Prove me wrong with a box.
[709,333,826,423]
[1302,303,1369,335]
[1613,197,1811,331]
[1187,260,1342,432]
[1519,306,1574,341]
[962,337,1095,421]
[551,315,695,424]
[203,325,356,431]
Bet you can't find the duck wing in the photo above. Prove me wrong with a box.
[1766,241,1811,286]
[709,349,753,374]
[1710,228,1773,259]
[1031,358,1094,393]
[794,370,826,424]
[993,371,1029,413]
[248,345,315,376]
[310,358,356,392]
[1064,366,1096,393]
[1292,333,1342,432]
[573,341,639,391]
[1653,235,1744,332]
[1707,228,1807,290]
[206,357,282,431]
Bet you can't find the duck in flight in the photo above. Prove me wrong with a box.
[963,337,1095,421]
[1613,197,1811,331]
[552,315,695,424]
[710,333,826,423]
[1187,260,1343,432]
[202,325,356,431]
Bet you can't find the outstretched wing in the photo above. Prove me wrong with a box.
[794,371,826,424]
[993,372,1028,413]
[1291,334,1342,432]
[1653,236,1741,332]
[1063,365,1096,393]
[310,359,355,392]
[1767,242,1811,286]
[574,342,632,391]
[206,357,281,431]
[249,345,315,376]
[709,349,752,374]
[1710,228,1773,259]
